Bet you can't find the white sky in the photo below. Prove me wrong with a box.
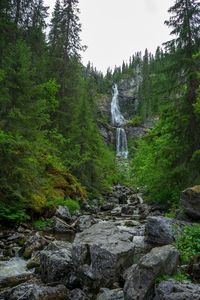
[44,0,174,73]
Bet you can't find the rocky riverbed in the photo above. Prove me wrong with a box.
[0,184,200,300]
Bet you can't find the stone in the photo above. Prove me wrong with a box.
[51,217,74,233]
[40,241,73,284]
[154,279,200,300]
[67,288,88,300]
[97,288,124,300]
[181,186,200,219]
[121,205,135,215]
[145,217,176,246]
[72,222,135,289]
[101,203,114,211]
[77,215,99,232]
[0,273,33,289]
[0,283,68,300]
[123,245,179,300]
[55,206,71,222]
[20,232,48,259]
[111,206,122,216]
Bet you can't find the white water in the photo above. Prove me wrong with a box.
[0,257,31,280]
[111,84,128,158]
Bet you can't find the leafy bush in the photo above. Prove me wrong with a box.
[48,198,80,214]
[176,225,200,263]
[33,218,53,230]
[127,115,142,126]
[155,272,190,284]
[0,202,29,222]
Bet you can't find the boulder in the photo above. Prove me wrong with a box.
[154,279,200,300]
[124,245,179,300]
[72,222,135,289]
[97,288,124,300]
[51,217,74,233]
[101,203,114,211]
[20,232,48,259]
[181,186,200,219]
[145,217,176,246]
[40,241,73,284]
[111,206,122,216]
[0,283,68,300]
[67,289,88,300]
[55,206,71,222]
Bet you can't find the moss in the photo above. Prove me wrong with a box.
[191,185,200,193]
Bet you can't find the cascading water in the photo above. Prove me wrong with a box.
[111,84,128,159]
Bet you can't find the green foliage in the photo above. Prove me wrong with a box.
[155,272,190,284]
[176,225,200,263]
[127,115,142,126]
[47,198,80,214]
[33,218,53,230]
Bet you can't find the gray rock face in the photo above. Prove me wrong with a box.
[154,279,200,300]
[72,222,135,289]
[67,288,88,300]
[20,232,48,259]
[101,203,114,211]
[181,186,200,219]
[0,283,68,300]
[77,215,99,232]
[124,245,179,300]
[40,242,73,284]
[56,206,71,222]
[145,217,175,246]
[51,217,73,233]
[97,288,124,300]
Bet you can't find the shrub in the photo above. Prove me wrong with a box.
[176,225,200,263]
[47,198,80,214]
[33,218,53,230]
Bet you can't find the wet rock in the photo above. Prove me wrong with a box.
[97,288,124,300]
[181,186,200,219]
[55,206,71,222]
[20,232,48,259]
[0,283,68,300]
[67,288,88,300]
[72,222,135,289]
[101,203,114,211]
[124,245,179,300]
[40,241,73,285]
[0,273,33,289]
[154,279,200,300]
[188,255,200,282]
[111,206,122,216]
[145,217,176,246]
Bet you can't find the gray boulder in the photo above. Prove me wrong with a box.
[51,217,74,233]
[20,232,48,259]
[40,241,73,284]
[0,283,68,300]
[67,288,88,300]
[124,245,179,300]
[97,288,124,300]
[145,217,176,246]
[154,279,200,300]
[72,222,135,289]
[181,186,200,219]
[77,215,99,232]
[56,206,71,222]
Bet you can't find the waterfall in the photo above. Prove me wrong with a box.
[111,84,128,158]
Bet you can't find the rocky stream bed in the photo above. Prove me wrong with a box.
[0,185,200,300]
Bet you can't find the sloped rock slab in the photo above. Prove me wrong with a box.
[72,222,135,289]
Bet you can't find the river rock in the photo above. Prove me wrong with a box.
[20,232,48,259]
[72,222,135,289]
[40,241,73,284]
[97,288,124,300]
[55,206,71,222]
[181,186,200,219]
[51,216,74,233]
[67,288,88,300]
[0,283,68,300]
[123,245,179,300]
[101,203,114,211]
[77,215,99,232]
[154,279,200,300]
[145,216,176,246]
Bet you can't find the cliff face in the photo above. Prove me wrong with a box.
[96,76,143,145]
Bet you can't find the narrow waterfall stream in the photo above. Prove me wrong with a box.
[111,84,128,158]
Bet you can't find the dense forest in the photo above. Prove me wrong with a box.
[0,0,200,223]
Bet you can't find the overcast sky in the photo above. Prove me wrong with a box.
[44,0,174,73]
